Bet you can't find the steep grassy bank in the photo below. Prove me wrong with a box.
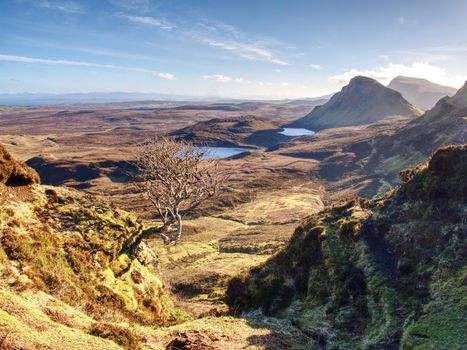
[228,144,467,349]
[0,145,182,348]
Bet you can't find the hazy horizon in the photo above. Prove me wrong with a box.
[1,0,467,98]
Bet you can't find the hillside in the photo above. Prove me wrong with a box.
[0,145,181,348]
[1,145,316,349]
[290,76,422,130]
[388,76,457,110]
[227,144,467,349]
[361,80,467,195]
[170,115,289,148]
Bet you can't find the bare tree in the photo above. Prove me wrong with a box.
[136,137,224,243]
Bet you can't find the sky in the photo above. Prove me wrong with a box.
[1,0,467,98]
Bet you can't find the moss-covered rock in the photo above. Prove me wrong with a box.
[227,144,467,349]
[0,183,179,325]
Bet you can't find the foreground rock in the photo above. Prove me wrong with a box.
[0,146,179,349]
[0,144,40,186]
[227,144,467,349]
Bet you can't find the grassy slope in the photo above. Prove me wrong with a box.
[227,144,467,349]
[0,182,183,349]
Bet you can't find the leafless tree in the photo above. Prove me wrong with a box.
[136,137,225,243]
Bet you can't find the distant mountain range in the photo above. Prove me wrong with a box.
[0,92,332,106]
[290,76,422,130]
[388,76,457,110]
[0,92,214,105]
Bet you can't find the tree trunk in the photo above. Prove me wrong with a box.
[172,213,183,242]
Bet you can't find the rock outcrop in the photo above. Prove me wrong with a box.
[0,147,180,349]
[227,144,467,349]
[0,145,40,186]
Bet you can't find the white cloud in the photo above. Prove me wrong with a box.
[200,38,288,66]
[0,54,176,80]
[202,74,244,83]
[121,13,291,65]
[0,54,118,68]
[124,15,174,31]
[397,16,406,24]
[309,64,322,70]
[274,69,281,73]
[153,72,176,80]
[35,0,82,13]
[331,61,465,87]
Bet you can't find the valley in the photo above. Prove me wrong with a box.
[0,76,466,349]
[2,0,467,348]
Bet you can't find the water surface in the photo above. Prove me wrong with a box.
[196,146,253,159]
[279,128,315,137]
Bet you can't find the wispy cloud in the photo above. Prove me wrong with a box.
[202,74,244,83]
[154,72,176,80]
[0,54,176,80]
[331,61,465,87]
[198,37,289,66]
[34,0,83,13]
[123,13,290,65]
[309,64,322,69]
[124,15,175,31]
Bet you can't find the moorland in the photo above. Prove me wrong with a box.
[0,75,466,349]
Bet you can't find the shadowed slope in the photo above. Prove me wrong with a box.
[227,144,467,349]
[361,80,467,195]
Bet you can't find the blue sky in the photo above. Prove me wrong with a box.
[1,0,467,98]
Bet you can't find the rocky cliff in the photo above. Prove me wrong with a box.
[227,144,467,349]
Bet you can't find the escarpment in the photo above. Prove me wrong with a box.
[227,144,467,349]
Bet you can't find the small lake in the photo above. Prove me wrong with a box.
[196,146,253,159]
[279,128,315,137]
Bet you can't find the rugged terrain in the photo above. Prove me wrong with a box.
[1,82,466,349]
[0,145,312,349]
[289,76,422,130]
[359,79,467,195]
[170,115,289,148]
[228,144,467,349]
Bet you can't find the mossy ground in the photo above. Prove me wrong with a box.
[0,168,325,349]
[227,145,467,349]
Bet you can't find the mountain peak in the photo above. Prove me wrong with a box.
[388,76,458,110]
[290,75,421,130]
[349,75,379,84]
